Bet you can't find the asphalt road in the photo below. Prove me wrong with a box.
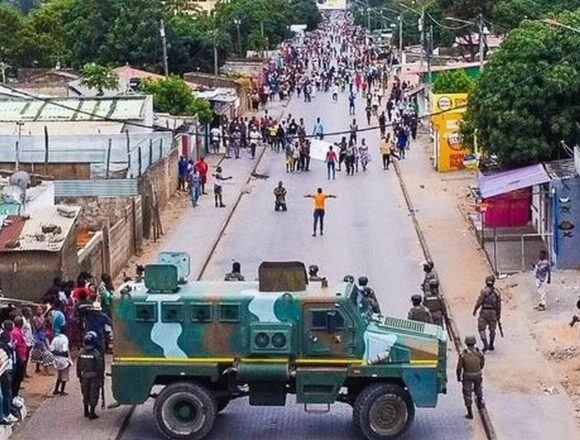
[121,85,481,439]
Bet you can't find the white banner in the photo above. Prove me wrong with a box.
[317,0,347,10]
[310,139,334,162]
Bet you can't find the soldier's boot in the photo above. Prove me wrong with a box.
[83,404,90,418]
[465,405,473,420]
[88,406,99,420]
[480,335,489,353]
[488,334,495,351]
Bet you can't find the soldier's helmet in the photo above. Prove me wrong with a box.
[411,294,422,305]
[465,336,477,346]
[343,275,355,283]
[423,260,434,272]
[309,265,319,276]
[485,275,495,286]
[84,331,98,346]
[358,276,369,286]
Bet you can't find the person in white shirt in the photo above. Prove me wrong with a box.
[50,331,72,396]
[210,127,221,154]
[249,127,261,159]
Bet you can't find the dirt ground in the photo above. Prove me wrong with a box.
[413,132,580,424]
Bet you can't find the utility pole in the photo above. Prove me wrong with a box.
[398,14,403,61]
[419,7,425,67]
[0,62,7,84]
[234,18,242,58]
[159,19,169,78]
[213,31,219,78]
[427,24,433,85]
[478,14,485,72]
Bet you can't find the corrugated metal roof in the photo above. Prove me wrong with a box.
[544,159,578,180]
[0,97,147,122]
[0,206,80,252]
[54,179,138,197]
[0,121,124,136]
[478,164,550,199]
[0,216,26,251]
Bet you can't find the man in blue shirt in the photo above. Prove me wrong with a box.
[178,156,188,191]
[85,303,112,353]
[312,118,324,140]
[396,128,408,159]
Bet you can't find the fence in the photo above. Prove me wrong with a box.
[0,131,174,179]
[483,230,553,274]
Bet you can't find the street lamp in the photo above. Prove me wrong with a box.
[233,18,242,58]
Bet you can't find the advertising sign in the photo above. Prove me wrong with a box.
[431,93,468,114]
[316,0,347,10]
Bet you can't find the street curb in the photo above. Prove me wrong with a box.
[196,145,269,281]
[196,99,291,280]
[393,160,498,440]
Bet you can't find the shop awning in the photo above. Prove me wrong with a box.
[478,164,550,199]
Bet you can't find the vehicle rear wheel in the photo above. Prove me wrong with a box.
[353,383,414,440]
[154,382,217,440]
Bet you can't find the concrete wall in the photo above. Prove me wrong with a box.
[551,176,580,269]
[56,195,143,278]
[0,162,91,180]
[0,222,79,302]
[138,147,178,238]
[77,232,105,280]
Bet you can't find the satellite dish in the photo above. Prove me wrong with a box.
[9,171,31,190]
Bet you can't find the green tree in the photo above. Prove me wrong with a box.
[462,10,580,167]
[290,0,322,31]
[0,4,25,65]
[79,62,119,95]
[139,76,213,123]
[433,70,474,93]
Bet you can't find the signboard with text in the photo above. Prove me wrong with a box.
[430,93,470,172]
[317,0,347,10]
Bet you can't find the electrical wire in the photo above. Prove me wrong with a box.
[426,13,471,31]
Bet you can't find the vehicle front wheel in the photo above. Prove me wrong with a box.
[353,383,415,440]
[154,382,217,440]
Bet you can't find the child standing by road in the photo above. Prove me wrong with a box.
[50,330,72,396]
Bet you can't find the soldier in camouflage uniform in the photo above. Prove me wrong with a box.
[225,262,245,281]
[423,278,445,327]
[358,276,381,314]
[472,275,501,352]
[77,331,105,420]
[421,261,438,294]
[456,336,485,419]
[407,294,433,323]
[308,265,328,287]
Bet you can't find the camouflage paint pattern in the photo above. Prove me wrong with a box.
[112,278,447,407]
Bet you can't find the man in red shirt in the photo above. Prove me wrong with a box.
[325,146,337,180]
[194,156,209,195]
[10,317,27,397]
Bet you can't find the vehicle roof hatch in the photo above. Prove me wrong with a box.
[258,261,307,292]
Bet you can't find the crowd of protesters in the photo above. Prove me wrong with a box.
[0,270,119,424]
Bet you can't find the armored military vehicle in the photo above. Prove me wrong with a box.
[112,254,447,440]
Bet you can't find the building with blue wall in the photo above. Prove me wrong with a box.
[545,160,580,269]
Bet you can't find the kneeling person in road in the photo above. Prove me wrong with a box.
[274,181,287,211]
